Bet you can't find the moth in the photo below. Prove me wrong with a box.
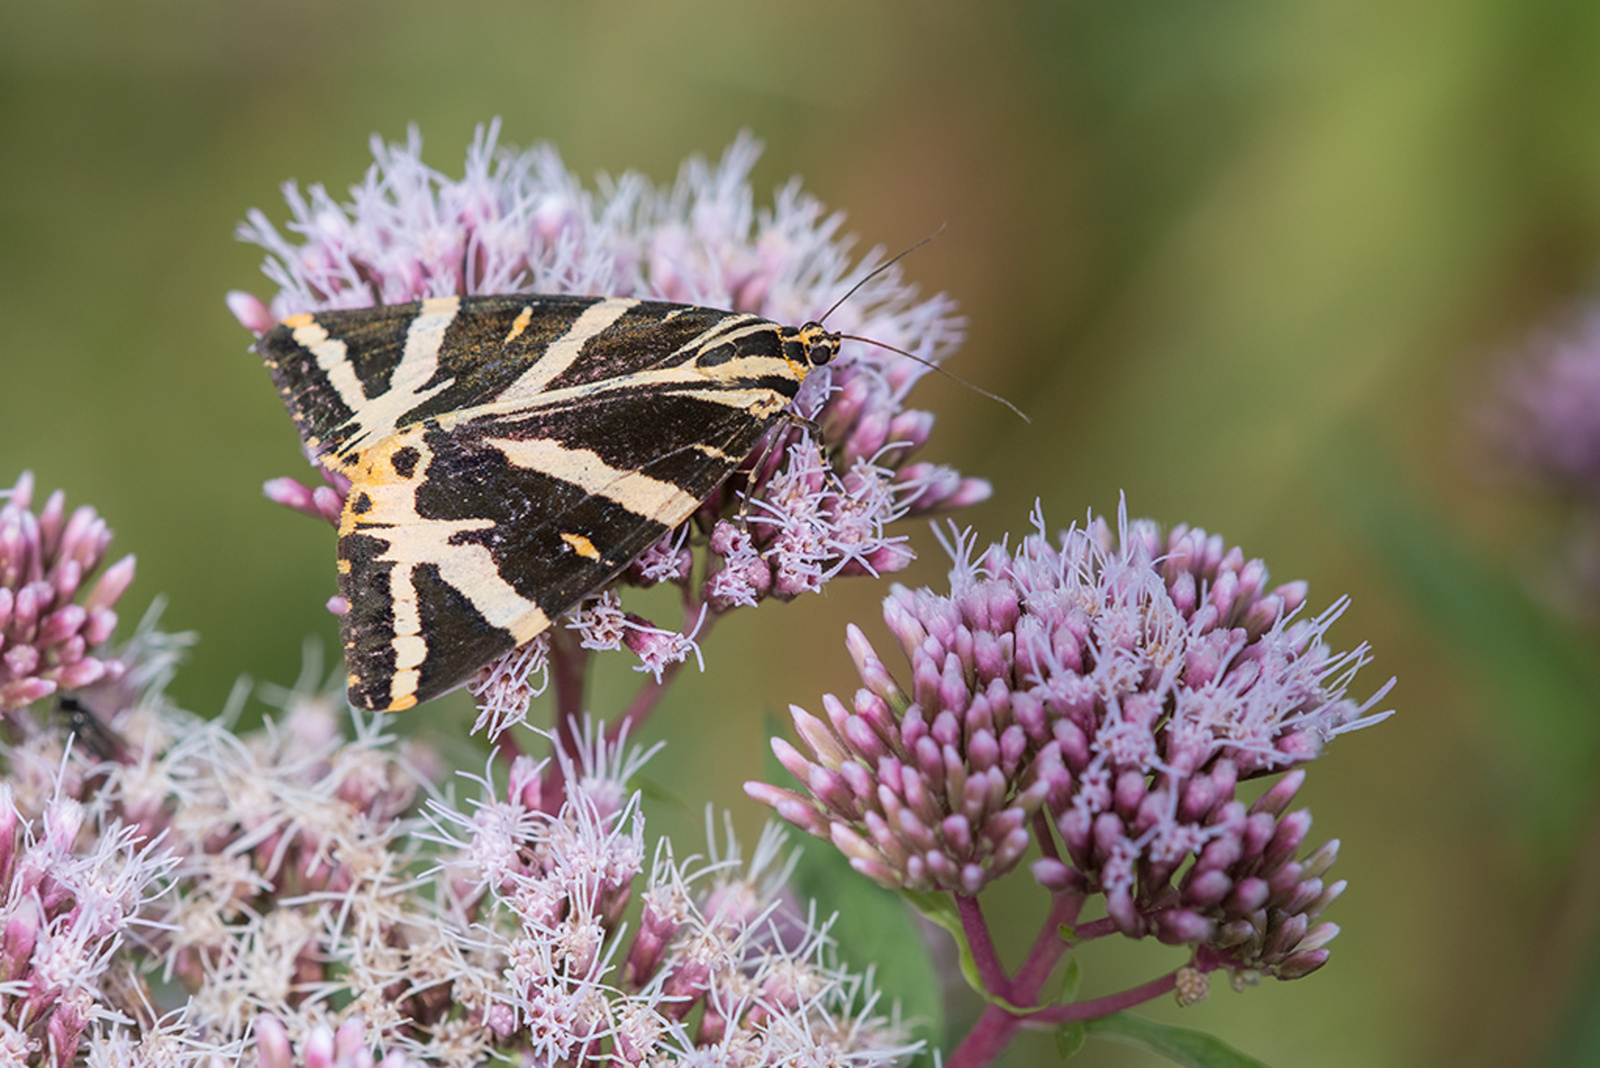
[256,294,840,712]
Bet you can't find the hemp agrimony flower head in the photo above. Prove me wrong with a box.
[752,502,1392,993]
[0,472,136,714]
[1472,308,1600,604]
[0,666,916,1065]
[1483,309,1600,598]
[1486,309,1600,503]
[0,483,918,1065]
[229,122,988,714]
[0,780,177,1065]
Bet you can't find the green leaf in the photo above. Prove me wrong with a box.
[899,887,963,932]
[1085,1012,1271,1068]
[899,889,985,998]
[1545,941,1600,1068]
[1055,1021,1088,1060]
[1049,956,1082,1005]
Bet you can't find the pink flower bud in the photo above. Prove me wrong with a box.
[254,1015,292,1068]
[226,290,278,334]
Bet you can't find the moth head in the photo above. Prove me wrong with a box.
[796,321,840,368]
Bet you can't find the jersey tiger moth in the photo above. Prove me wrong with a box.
[256,294,840,712]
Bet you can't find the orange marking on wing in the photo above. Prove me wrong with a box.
[561,532,601,560]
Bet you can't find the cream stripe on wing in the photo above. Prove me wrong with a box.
[344,431,553,708]
[368,503,550,639]
[485,436,702,520]
[673,387,792,418]
[290,319,366,413]
[385,559,428,707]
[444,354,800,424]
[506,297,639,396]
[394,295,461,393]
[338,295,462,456]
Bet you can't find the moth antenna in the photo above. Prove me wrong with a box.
[819,225,947,325]
[837,333,1031,424]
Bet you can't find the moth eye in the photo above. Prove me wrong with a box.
[798,323,838,366]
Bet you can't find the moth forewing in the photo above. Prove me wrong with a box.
[256,295,839,711]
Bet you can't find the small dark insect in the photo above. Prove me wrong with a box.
[56,695,130,763]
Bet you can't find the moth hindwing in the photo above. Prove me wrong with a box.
[257,294,840,712]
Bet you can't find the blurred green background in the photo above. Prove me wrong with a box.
[6,2,1600,1065]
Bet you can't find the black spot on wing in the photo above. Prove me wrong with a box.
[391,446,421,478]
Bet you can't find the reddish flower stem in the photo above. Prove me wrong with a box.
[608,668,679,744]
[950,887,1167,1068]
[946,1000,1024,1068]
[1071,917,1117,941]
[542,632,591,812]
[1027,970,1179,1024]
[607,604,720,743]
[1011,892,1082,997]
[1032,810,1060,861]
[946,969,1178,1068]
[955,894,1010,997]
[551,634,589,734]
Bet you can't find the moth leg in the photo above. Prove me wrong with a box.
[732,412,816,527]
[780,407,848,487]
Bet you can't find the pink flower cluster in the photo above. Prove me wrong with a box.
[1484,310,1600,598]
[0,785,174,1065]
[752,503,1391,982]
[0,673,914,1065]
[0,473,135,713]
[1488,309,1600,500]
[425,727,915,1066]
